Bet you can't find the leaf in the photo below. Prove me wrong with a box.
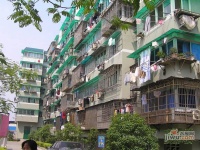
[61,11,70,17]
[52,13,61,23]
[47,8,57,14]
[0,52,5,57]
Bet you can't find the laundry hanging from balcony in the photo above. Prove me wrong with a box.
[124,71,136,85]
[114,104,133,115]
[139,48,151,84]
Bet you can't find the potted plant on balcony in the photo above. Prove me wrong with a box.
[169,47,178,58]
[156,50,166,61]
[185,52,195,60]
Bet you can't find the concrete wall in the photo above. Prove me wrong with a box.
[17,102,39,110]
[16,122,38,139]
[16,115,38,123]
[19,91,40,98]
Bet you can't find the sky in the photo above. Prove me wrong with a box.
[0,0,72,121]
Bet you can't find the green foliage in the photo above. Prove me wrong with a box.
[156,50,166,58]
[7,131,14,141]
[62,123,82,142]
[9,0,42,31]
[36,141,52,148]
[170,47,178,54]
[105,113,159,150]
[8,0,155,31]
[0,44,42,113]
[0,147,6,150]
[110,16,130,31]
[84,129,98,150]
[55,129,64,141]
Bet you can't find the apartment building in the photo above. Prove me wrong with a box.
[16,47,46,139]
[128,0,200,149]
[43,0,200,149]
[42,0,135,132]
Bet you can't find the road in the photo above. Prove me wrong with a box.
[7,141,45,150]
[7,141,22,150]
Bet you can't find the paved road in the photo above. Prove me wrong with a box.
[7,141,45,150]
[7,141,22,150]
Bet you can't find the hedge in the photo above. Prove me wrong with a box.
[36,141,52,149]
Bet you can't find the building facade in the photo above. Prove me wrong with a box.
[43,0,135,131]
[43,0,200,149]
[128,0,200,149]
[16,47,46,139]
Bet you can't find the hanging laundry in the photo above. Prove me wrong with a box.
[145,15,151,32]
[139,48,151,84]
[108,38,113,46]
[112,38,116,46]
[135,67,140,77]
[67,113,70,122]
[129,72,136,83]
[121,108,125,114]
[142,94,147,105]
[125,104,132,113]
[124,72,130,85]
[62,111,66,119]
[136,18,142,25]
[114,109,118,116]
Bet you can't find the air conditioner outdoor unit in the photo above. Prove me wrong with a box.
[193,109,200,120]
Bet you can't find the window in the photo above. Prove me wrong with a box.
[150,48,159,64]
[179,88,196,108]
[95,50,106,66]
[164,144,180,150]
[177,40,190,54]
[163,0,171,17]
[17,109,35,115]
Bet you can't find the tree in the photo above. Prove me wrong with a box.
[7,0,155,31]
[106,113,159,150]
[62,123,82,142]
[0,44,38,113]
[85,129,99,150]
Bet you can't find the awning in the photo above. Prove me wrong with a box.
[56,55,76,74]
[103,31,121,46]
[128,28,200,59]
[47,60,59,74]
[60,37,74,56]
[134,0,161,19]
[76,7,84,17]
[81,56,92,65]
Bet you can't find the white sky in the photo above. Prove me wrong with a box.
[0,0,72,121]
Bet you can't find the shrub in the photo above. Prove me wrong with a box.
[36,141,52,149]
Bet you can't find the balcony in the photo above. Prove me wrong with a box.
[73,21,87,48]
[18,91,40,98]
[51,48,60,62]
[47,79,52,90]
[17,102,39,110]
[61,94,75,110]
[62,75,72,92]
[16,115,38,123]
[141,108,200,125]
[101,0,133,36]
[71,65,85,87]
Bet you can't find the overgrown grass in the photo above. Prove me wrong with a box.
[36,141,52,149]
[0,147,6,150]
